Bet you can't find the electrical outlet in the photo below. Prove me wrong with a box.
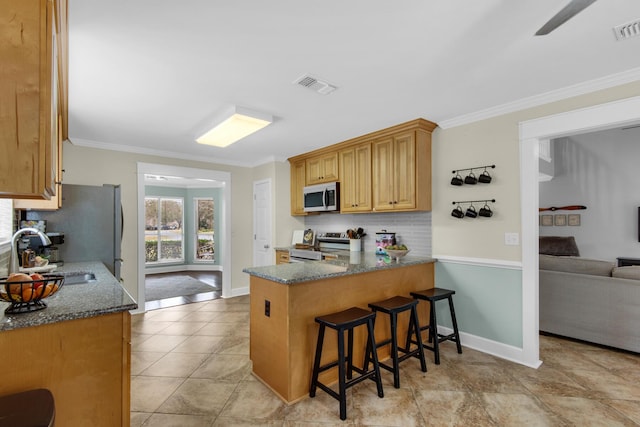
[265,300,270,317]
[505,232,520,246]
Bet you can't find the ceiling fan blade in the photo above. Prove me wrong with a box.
[535,0,598,36]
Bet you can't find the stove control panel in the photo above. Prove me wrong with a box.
[316,232,348,241]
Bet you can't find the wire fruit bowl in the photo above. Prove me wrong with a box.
[385,249,410,261]
[0,274,65,314]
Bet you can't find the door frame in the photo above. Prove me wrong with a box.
[519,95,640,367]
[136,163,232,310]
[253,178,272,267]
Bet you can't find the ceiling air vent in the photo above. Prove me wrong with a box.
[293,74,337,95]
[613,19,640,40]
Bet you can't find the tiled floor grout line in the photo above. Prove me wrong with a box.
[131,294,640,426]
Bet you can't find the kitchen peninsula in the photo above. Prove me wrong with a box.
[243,253,435,403]
[0,262,136,426]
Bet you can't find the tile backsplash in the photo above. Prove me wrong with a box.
[0,244,10,276]
[304,211,432,256]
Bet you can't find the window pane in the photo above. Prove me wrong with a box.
[145,197,184,264]
[160,199,183,261]
[195,199,214,261]
[144,198,159,262]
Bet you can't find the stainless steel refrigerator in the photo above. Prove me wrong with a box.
[25,184,123,280]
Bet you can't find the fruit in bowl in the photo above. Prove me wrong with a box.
[384,244,409,260]
[0,273,63,310]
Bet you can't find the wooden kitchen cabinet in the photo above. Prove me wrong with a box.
[339,142,372,212]
[275,249,290,264]
[305,152,339,185]
[372,131,424,211]
[0,311,131,426]
[288,118,436,215]
[290,159,307,216]
[0,0,68,201]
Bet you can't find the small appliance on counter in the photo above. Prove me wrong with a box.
[375,231,396,255]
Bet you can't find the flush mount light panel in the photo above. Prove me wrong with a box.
[196,106,273,147]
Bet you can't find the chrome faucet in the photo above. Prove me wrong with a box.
[9,227,51,274]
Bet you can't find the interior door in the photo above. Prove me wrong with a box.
[253,179,272,267]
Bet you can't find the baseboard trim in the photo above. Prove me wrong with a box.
[438,325,542,369]
[229,286,249,298]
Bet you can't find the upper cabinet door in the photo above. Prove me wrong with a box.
[290,159,307,216]
[392,132,416,210]
[339,142,371,213]
[372,137,395,211]
[305,152,339,185]
[0,0,67,201]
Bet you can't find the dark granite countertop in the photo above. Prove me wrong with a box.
[0,261,137,332]
[243,252,436,285]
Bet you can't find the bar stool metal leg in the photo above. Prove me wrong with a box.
[367,316,384,398]
[337,324,347,420]
[309,323,326,398]
[448,296,463,354]
[430,299,441,365]
[411,304,428,372]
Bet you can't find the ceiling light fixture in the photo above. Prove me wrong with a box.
[196,106,273,148]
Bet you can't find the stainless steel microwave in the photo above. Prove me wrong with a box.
[303,182,339,212]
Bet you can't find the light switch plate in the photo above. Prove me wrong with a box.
[505,232,520,246]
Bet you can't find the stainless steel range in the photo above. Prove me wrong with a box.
[288,232,351,262]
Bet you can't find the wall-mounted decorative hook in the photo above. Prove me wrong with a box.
[451,199,496,218]
[451,164,495,174]
[451,165,495,185]
[451,199,496,205]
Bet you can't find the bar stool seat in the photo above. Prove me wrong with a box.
[309,307,384,421]
[410,287,462,365]
[366,296,427,389]
[0,388,55,427]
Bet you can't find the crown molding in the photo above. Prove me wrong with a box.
[69,137,285,168]
[438,67,640,129]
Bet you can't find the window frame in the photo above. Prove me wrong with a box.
[144,196,185,265]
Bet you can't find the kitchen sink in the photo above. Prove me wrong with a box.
[62,272,97,285]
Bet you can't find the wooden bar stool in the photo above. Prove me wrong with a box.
[366,296,427,388]
[410,287,462,364]
[309,307,384,421]
[0,388,55,427]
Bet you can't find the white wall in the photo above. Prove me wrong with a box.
[539,127,640,262]
[61,143,256,302]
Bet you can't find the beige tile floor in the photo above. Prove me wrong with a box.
[131,295,640,426]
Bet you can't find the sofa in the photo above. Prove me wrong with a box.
[538,236,640,353]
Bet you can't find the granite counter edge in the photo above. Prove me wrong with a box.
[244,258,436,285]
